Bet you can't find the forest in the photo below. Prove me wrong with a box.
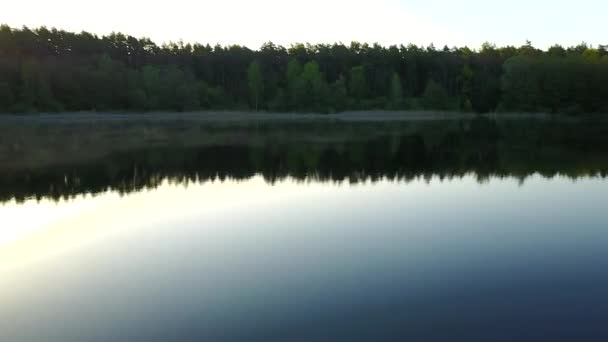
[0,25,607,114]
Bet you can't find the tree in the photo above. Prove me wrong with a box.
[286,59,305,110]
[1,25,608,114]
[92,54,126,110]
[128,89,147,110]
[501,56,540,112]
[301,61,329,112]
[198,81,229,109]
[459,64,473,111]
[388,72,403,109]
[247,61,264,111]
[142,65,161,109]
[548,45,566,57]
[20,59,56,111]
[175,83,199,111]
[330,75,349,112]
[348,66,368,99]
[422,79,450,110]
[0,82,14,111]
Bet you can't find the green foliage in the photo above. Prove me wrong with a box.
[459,64,473,111]
[348,66,369,100]
[128,89,147,110]
[501,56,540,112]
[0,82,14,111]
[175,83,199,111]
[422,80,450,110]
[286,59,306,110]
[499,54,608,114]
[388,73,404,109]
[267,87,287,112]
[198,81,229,109]
[330,76,349,112]
[472,69,501,113]
[301,61,329,112]
[0,25,607,114]
[20,59,58,111]
[93,54,126,109]
[141,65,161,109]
[247,61,264,111]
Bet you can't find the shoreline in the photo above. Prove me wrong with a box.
[0,110,563,124]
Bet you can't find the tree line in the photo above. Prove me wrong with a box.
[1,25,607,114]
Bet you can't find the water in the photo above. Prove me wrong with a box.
[2,117,608,341]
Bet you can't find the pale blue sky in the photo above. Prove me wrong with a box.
[3,0,606,49]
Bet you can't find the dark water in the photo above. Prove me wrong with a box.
[2,117,608,341]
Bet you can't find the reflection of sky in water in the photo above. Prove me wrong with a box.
[1,175,608,341]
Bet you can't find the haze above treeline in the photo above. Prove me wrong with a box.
[1,25,607,114]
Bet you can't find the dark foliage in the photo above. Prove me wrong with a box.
[1,25,607,114]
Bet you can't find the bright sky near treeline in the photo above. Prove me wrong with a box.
[3,0,606,49]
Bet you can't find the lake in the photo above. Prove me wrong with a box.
[2,114,608,341]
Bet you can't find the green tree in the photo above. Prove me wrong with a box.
[0,82,14,111]
[388,72,404,109]
[142,65,161,109]
[501,56,540,112]
[330,75,349,112]
[163,65,188,110]
[348,66,368,99]
[459,64,473,111]
[128,89,147,110]
[286,59,305,110]
[2,25,608,114]
[268,87,287,111]
[196,81,228,109]
[175,83,199,111]
[91,54,127,110]
[301,61,329,112]
[247,61,264,111]
[20,59,56,111]
[422,79,450,110]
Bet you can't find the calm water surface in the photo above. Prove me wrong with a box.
[1,117,608,341]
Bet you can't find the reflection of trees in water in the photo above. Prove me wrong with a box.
[2,118,608,203]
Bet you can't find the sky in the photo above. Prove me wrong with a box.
[2,0,606,49]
